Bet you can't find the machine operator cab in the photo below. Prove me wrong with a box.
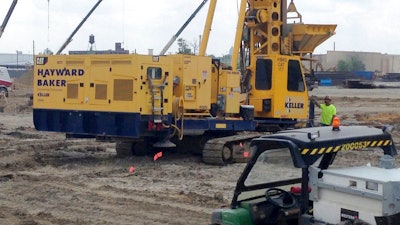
[211,125,399,225]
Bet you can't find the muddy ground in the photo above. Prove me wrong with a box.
[1,81,400,225]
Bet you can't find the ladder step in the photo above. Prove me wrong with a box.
[154,119,162,123]
[153,107,164,111]
[152,84,165,88]
[153,96,162,100]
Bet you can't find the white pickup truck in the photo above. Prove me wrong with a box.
[0,66,12,97]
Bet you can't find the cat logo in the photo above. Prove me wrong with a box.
[36,57,48,65]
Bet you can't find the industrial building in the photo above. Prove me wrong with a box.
[0,53,33,78]
[314,50,400,75]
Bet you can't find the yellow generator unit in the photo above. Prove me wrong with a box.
[34,54,175,136]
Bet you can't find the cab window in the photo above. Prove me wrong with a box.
[287,60,305,92]
[147,67,162,79]
[255,59,272,90]
[245,148,301,187]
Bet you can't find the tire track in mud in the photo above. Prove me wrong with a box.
[3,137,240,224]
[0,137,236,225]
[1,169,214,224]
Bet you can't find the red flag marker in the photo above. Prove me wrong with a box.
[129,166,135,173]
[153,151,163,161]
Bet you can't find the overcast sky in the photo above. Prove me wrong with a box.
[0,0,399,56]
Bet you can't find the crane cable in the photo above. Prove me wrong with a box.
[163,97,184,140]
[172,97,184,140]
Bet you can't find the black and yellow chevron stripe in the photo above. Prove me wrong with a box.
[301,139,392,155]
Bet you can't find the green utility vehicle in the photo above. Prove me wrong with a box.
[211,125,400,225]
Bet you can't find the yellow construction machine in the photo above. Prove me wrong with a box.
[33,0,336,165]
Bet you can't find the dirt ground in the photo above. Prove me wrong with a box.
[1,80,400,225]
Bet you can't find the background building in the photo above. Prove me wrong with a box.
[314,51,400,75]
[0,53,33,78]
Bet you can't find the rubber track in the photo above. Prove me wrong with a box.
[202,133,261,165]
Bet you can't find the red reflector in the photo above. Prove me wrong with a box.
[290,186,311,194]
[147,121,153,130]
[243,151,250,158]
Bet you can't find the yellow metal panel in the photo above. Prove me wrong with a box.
[169,55,211,112]
[226,71,240,87]
[222,71,241,114]
[89,80,109,105]
[247,55,308,120]
[113,79,133,101]
[184,85,196,101]
[66,60,84,65]
[215,123,227,129]
[67,83,79,99]
[291,24,337,54]
[210,64,218,104]
[64,80,84,105]
[95,84,107,100]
